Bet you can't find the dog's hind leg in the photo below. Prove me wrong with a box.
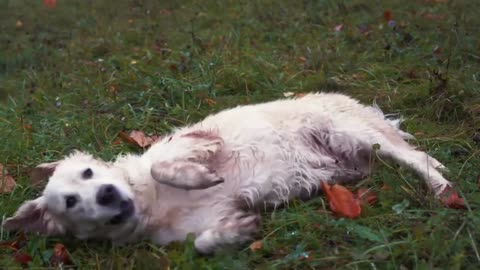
[366,132,451,195]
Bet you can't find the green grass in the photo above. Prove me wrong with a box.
[1,0,480,268]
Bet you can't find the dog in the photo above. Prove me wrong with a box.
[3,93,452,254]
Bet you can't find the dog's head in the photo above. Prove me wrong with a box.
[3,151,139,240]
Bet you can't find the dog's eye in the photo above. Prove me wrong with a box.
[65,195,77,209]
[82,168,93,179]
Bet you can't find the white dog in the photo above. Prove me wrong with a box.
[4,93,452,254]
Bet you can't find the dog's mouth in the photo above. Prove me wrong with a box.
[108,199,135,225]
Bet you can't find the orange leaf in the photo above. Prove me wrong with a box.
[384,10,393,21]
[49,243,73,267]
[249,240,262,252]
[43,0,56,8]
[422,13,447,20]
[320,181,361,219]
[203,98,216,106]
[0,164,17,193]
[439,186,466,209]
[381,184,391,191]
[0,232,28,252]
[14,252,32,266]
[354,188,378,206]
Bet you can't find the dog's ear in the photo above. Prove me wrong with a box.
[29,161,60,185]
[3,196,65,235]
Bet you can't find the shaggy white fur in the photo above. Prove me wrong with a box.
[4,93,452,254]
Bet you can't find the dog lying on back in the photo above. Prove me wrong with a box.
[4,93,452,254]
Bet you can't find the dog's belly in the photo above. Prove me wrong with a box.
[210,127,370,207]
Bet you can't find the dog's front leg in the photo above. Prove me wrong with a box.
[194,211,260,255]
[146,130,225,189]
[151,160,224,190]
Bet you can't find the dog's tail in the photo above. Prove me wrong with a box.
[370,100,415,140]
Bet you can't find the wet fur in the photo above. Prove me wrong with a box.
[4,93,452,254]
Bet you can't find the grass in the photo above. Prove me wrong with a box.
[1,0,479,268]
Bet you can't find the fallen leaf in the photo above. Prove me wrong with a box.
[203,98,216,106]
[0,232,27,251]
[49,243,73,267]
[117,130,161,148]
[169,64,178,72]
[112,137,123,145]
[333,24,344,32]
[14,252,32,266]
[297,56,307,63]
[249,240,262,252]
[320,181,361,219]
[108,85,118,96]
[384,10,393,21]
[381,184,391,191]
[439,186,466,209]
[422,13,448,20]
[43,0,56,8]
[159,9,173,15]
[0,164,17,193]
[354,188,378,206]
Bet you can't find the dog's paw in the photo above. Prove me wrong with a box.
[181,130,224,162]
[219,212,260,235]
[194,212,260,255]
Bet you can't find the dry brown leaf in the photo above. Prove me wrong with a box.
[249,240,263,252]
[298,56,307,63]
[321,181,361,219]
[0,232,32,267]
[203,98,216,106]
[0,232,27,251]
[43,0,56,8]
[14,252,32,267]
[384,10,393,21]
[422,13,448,20]
[159,9,173,15]
[0,164,17,193]
[49,243,73,267]
[117,130,161,148]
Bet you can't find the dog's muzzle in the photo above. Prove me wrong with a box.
[96,184,135,225]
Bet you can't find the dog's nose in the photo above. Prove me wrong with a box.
[96,184,121,206]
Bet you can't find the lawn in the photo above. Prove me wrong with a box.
[1,0,479,269]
